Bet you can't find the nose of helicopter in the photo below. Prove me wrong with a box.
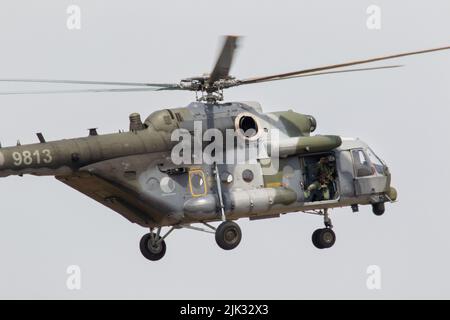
[387,186,398,202]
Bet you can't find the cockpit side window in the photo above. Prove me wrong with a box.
[352,149,373,177]
[189,169,207,196]
[367,148,385,175]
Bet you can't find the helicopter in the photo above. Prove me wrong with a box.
[0,36,448,261]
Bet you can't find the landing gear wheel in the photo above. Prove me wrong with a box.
[372,202,385,216]
[312,228,336,249]
[215,221,242,250]
[139,233,166,261]
[312,229,322,248]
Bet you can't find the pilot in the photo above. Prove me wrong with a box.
[303,155,335,201]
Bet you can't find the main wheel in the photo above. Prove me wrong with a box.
[312,229,322,249]
[372,202,385,216]
[312,228,336,249]
[215,221,242,250]
[139,233,166,261]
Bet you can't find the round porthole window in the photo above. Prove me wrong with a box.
[242,169,254,182]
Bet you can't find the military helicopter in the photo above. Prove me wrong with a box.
[0,36,449,261]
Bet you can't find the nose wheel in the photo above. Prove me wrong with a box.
[312,228,336,249]
[372,202,385,216]
[311,209,336,249]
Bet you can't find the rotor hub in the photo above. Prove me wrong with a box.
[180,76,239,102]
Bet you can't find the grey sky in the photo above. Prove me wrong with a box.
[0,0,449,299]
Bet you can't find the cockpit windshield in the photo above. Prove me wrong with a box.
[366,148,385,175]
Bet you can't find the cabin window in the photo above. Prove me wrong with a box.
[352,149,373,177]
[189,169,207,196]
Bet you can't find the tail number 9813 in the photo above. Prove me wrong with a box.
[12,149,53,166]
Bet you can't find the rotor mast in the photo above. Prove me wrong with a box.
[179,35,240,103]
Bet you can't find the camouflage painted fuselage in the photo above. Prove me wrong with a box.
[0,101,396,227]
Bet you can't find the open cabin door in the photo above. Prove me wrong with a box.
[301,153,340,203]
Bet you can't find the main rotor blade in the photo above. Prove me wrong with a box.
[209,35,240,84]
[0,86,182,95]
[245,65,403,84]
[0,79,179,88]
[239,45,450,85]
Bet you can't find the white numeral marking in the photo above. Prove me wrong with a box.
[12,152,22,166]
[22,150,32,165]
[33,150,41,164]
[11,149,53,166]
[42,149,52,163]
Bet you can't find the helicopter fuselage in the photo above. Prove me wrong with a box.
[0,101,396,228]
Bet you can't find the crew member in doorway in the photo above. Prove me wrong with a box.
[304,156,335,201]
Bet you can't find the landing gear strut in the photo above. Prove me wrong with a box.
[312,209,336,249]
[138,221,243,261]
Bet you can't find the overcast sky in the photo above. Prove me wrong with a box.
[0,0,449,299]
